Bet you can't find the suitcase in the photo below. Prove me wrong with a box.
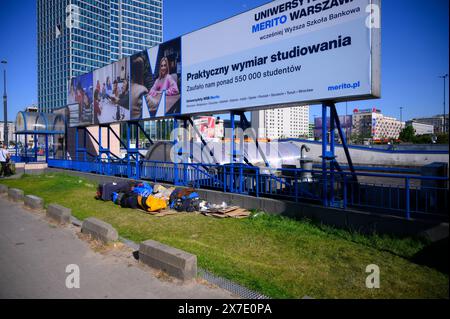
[97,181,133,201]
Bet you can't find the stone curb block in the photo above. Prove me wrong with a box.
[8,188,24,202]
[47,204,72,224]
[0,184,8,194]
[24,195,44,210]
[139,239,197,282]
[81,217,118,243]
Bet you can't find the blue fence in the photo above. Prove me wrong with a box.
[47,159,449,220]
[11,155,38,163]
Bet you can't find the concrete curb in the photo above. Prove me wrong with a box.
[0,184,8,194]
[24,195,44,210]
[47,204,72,224]
[8,188,24,202]
[81,217,119,243]
[139,239,197,282]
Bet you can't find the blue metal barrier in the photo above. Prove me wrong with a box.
[11,155,38,163]
[47,159,449,220]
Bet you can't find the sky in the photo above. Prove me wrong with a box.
[0,0,448,123]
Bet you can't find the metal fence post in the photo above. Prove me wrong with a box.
[255,168,259,197]
[405,177,411,219]
[343,174,348,209]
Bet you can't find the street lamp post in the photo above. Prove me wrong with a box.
[439,74,448,133]
[400,107,403,123]
[1,60,7,147]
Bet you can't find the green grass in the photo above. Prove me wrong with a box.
[1,173,448,299]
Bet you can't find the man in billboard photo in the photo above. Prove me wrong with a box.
[94,81,102,118]
[130,55,149,119]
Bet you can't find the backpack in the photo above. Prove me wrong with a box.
[120,192,139,209]
[169,188,196,209]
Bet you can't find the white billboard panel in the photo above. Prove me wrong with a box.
[181,0,380,115]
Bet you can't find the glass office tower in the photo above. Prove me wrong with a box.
[37,0,163,113]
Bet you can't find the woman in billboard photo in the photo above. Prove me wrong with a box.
[146,55,180,116]
[149,56,179,97]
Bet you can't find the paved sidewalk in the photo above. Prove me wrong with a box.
[0,195,235,299]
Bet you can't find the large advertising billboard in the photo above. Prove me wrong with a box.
[93,57,130,124]
[67,0,380,127]
[130,38,182,120]
[182,0,380,115]
[67,72,94,127]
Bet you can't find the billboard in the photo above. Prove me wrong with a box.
[93,58,130,124]
[130,38,182,120]
[67,72,94,127]
[182,0,380,115]
[67,0,380,127]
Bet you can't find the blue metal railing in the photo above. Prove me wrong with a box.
[47,159,449,220]
[11,155,38,163]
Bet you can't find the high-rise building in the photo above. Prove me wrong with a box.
[251,106,310,140]
[37,0,163,113]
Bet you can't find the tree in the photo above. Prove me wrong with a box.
[413,134,433,144]
[399,125,415,143]
[436,133,449,144]
[350,132,371,145]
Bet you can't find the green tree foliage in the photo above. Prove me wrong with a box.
[413,134,433,144]
[399,125,415,143]
[436,133,449,144]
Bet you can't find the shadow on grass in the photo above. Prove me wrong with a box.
[411,237,449,274]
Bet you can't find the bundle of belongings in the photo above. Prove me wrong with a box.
[95,181,201,214]
[169,188,200,213]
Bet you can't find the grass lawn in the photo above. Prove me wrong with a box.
[1,173,448,299]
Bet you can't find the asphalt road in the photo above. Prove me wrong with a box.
[0,195,235,299]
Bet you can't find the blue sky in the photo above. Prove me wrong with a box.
[0,0,448,122]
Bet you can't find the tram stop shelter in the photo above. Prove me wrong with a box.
[13,111,66,163]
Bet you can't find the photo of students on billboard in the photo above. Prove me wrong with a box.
[67,73,94,126]
[93,58,130,124]
[130,37,181,120]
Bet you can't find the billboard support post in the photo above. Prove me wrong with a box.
[173,118,179,185]
[330,103,357,182]
[98,126,102,165]
[321,104,328,206]
[320,101,359,207]
[33,134,38,162]
[45,134,49,162]
[135,122,140,179]
[330,107,336,206]
[83,128,87,162]
[24,134,27,159]
[75,129,79,161]
[230,111,236,193]
[126,122,131,177]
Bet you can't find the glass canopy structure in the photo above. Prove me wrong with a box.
[14,112,66,162]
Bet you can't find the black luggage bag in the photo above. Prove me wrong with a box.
[96,181,133,201]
